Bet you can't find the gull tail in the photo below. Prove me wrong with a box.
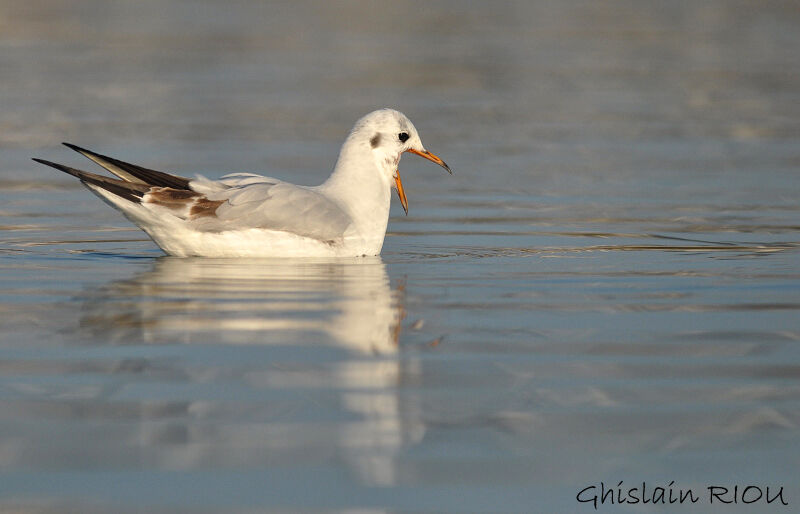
[61,142,192,190]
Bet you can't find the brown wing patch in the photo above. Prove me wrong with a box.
[144,187,223,218]
[145,187,199,205]
[190,198,225,218]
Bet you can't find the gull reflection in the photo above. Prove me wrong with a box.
[70,257,425,485]
[80,256,404,354]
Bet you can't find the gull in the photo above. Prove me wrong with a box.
[33,109,450,257]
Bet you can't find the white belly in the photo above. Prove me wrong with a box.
[144,225,383,258]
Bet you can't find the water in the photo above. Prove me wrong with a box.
[1,0,799,512]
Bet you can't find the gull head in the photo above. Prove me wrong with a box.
[349,108,451,215]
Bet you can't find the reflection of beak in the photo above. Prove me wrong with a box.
[394,170,408,215]
[405,148,452,175]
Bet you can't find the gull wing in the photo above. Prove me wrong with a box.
[34,145,352,243]
[188,177,353,242]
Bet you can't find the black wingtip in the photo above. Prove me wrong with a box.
[33,157,63,169]
[62,142,88,154]
[59,142,192,190]
[32,157,81,178]
[32,157,57,167]
[33,156,148,203]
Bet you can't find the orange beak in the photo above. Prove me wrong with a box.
[394,170,409,215]
[394,148,451,215]
[405,148,452,175]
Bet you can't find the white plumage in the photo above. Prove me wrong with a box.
[34,109,451,257]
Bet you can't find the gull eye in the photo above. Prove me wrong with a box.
[398,132,409,143]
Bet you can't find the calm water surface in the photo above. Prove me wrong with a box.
[1,1,799,512]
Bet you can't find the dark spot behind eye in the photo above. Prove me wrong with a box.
[370,134,381,148]
[398,132,409,143]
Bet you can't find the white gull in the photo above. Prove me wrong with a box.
[33,108,451,257]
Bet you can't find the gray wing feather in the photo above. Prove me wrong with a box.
[189,179,352,241]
